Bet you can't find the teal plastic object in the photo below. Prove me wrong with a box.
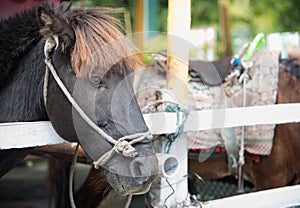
[243,33,265,62]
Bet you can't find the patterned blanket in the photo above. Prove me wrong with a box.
[135,50,280,155]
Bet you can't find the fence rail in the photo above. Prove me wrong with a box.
[202,184,300,208]
[1,103,300,207]
[2,103,300,149]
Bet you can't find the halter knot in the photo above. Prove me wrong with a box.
[114,140,137,158]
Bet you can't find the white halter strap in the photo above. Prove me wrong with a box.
[43,38,152,168]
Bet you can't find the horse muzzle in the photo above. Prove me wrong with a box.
[104,153,179,195]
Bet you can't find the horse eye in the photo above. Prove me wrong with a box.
[90,76,105,88]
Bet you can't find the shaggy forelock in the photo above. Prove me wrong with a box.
[66,8,142,75]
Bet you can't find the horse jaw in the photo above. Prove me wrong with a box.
[105,172,155,196]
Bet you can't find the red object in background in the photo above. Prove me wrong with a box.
[0,0,60,20]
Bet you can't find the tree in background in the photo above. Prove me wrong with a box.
[72,0,299,57]
[73,0,300,34]
[251,0,300,33]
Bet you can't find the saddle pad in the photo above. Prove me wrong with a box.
[135,50,280,155]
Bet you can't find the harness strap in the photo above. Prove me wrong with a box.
[237,66,250,193]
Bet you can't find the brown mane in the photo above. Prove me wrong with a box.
[66,8,141,75]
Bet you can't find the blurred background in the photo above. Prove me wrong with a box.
[1,0,299,59]
[0,0,299,207]
[73,0,300,59]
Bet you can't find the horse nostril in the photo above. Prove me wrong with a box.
[130,159,150,179]
[98,120,108,128]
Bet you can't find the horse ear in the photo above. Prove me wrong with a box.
[37,5,75,52]
[58,1,73,13]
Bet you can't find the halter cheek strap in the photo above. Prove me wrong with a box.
[43,37,152,168]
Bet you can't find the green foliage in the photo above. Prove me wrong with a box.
[230,1,252,28]
[73,0,300,33]
[251,0,300,32]
[190,0,300,34]
[72,0,95,7]
[191,0,219,28]
[72,0,299,58]
[157,0,168,31]
[73,0,134,33]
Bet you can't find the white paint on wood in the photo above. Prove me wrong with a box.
[0,121,66,150]
[1,103,300,149]
[143,103,300,134]
[202,184,300,208]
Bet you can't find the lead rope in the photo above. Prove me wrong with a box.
[236,34,260,192]
[124,194,133,208]
[237,66,250,193]
[43,38,152,208]
[69,143,80,208]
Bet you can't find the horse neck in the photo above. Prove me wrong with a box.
[277,67,300,104]
[0,40,48,122]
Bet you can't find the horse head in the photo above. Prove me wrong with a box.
[37,2,158,195]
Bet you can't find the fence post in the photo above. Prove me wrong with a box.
[164,0,191,206]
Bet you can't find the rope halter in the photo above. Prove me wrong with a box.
[43,37,152,168]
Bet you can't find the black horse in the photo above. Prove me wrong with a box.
[0,1,158,202]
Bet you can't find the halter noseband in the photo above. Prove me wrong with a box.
[43,37,152,168]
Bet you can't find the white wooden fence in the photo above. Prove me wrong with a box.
[202,184,300,208]
[2,103,300,149]
[1,103,300,207]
